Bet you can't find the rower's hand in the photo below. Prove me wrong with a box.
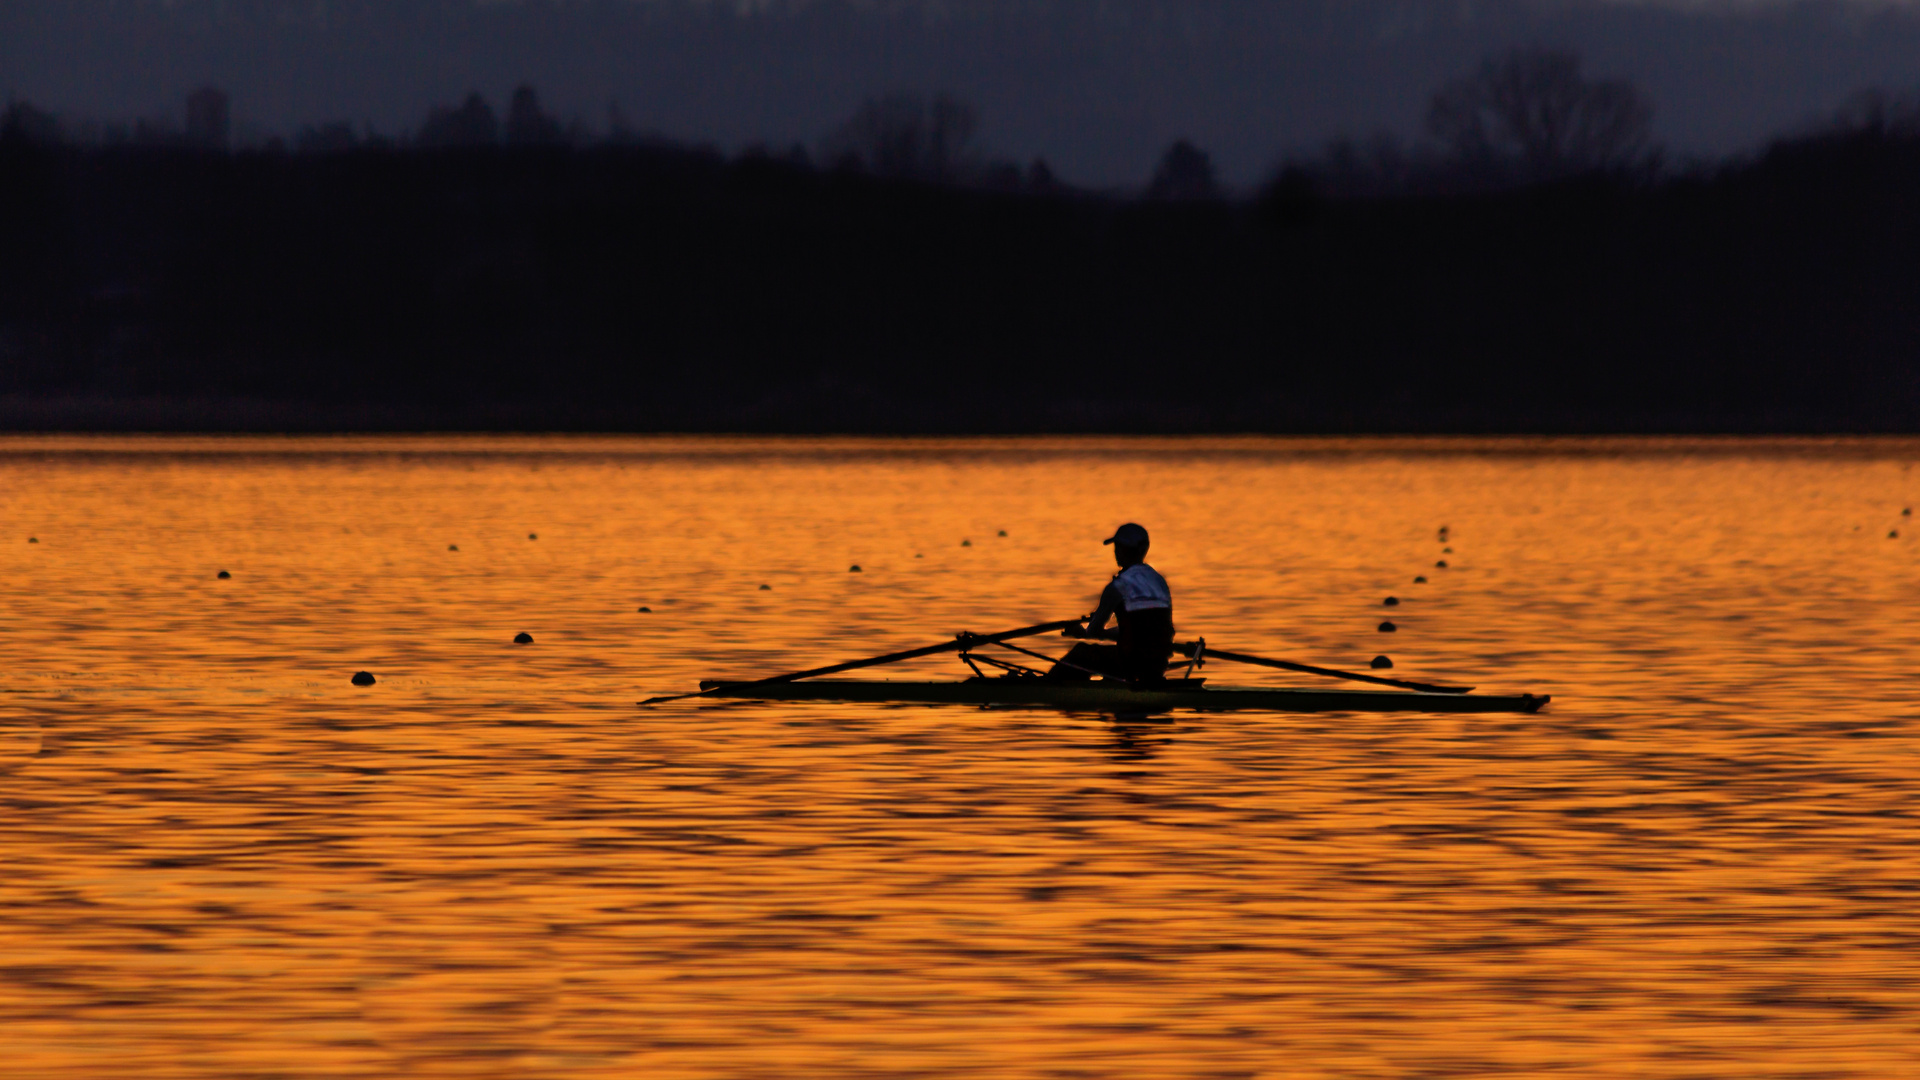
[1061,622,1088,639]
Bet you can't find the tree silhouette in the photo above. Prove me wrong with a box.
[1146,140,1219,200]
[1025,157,1059,193]
[1,100,60,146]
[821,94,979,183]
[295,121,358,154]
[1825,88,1920,139]
[186,87,230,150]
[417,93,499,148]
[506,85,565,146]
[1427,48,1652,180]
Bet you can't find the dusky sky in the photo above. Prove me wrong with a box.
[6,0,1920,186]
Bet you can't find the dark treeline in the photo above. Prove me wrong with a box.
[4,74,1920,432]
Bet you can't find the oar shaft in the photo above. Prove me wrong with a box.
[644,620,1083,704]
[1173,642,1472,694]
[751,620,1079,684]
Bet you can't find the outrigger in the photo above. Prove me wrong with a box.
[640,620,1550,714]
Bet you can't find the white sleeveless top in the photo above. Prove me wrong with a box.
[1112,563,1172,611]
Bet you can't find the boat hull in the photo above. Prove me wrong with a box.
[697,678,1549,714]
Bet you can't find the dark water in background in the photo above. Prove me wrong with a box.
[3,436,1918,1078]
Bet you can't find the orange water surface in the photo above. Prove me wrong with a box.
[3,435,1918,1078]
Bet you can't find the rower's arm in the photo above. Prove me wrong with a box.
[1071,583,1123,640]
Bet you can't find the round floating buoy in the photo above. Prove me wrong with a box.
[915,553,923,558]
[514,632,533,644]
[217,570,231,579]
[638,606,652,613]
[27,537,36,544]
[998,530,1008,537]
[1435,560,1448,568]
[1891,530,1900,539]
[351,671,376,686]
[448,544,459,552]
[1442,547,1452,553]
[1371,655,1393,669]
[1438,526,1449,540]
[1905,508,1913,517]
[528,533,537,540]
[1383,596,1399,606]
[1378,621,1397,632]
[961,539,972,547]
[759,584,772,590]
[849,565,862,573]
[1413,575,1427,584]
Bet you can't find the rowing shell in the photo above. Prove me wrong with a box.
[695,677,1550,714]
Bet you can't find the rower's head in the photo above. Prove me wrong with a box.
[1103,522,1149,567]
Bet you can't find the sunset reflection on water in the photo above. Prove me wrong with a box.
[3,436,1917,1078]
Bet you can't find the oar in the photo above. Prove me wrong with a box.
[1171,641,1474,694]
[638,619,1081,705]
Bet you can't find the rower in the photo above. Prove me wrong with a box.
[1050,522,1175,684]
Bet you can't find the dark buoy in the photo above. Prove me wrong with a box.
[1378,621,1397,632]
[1414,575,1427,584]
[1383,596,1399,606]
[1891,530,1900,539]
[1442,547,1452,553]
[1905,508,1913,517]
[915,553,923,558]
[448,544,459,551]
[1438,526,1449,541]
[998,530,1008,537]
[1370,655,1393,669]
[351,671,376,686]
[849,565,862,573]
[27,537,36,544]
[1435,560,1448,568]
[514,632,533,644]
[217,570,231,579]
[528,533,537,540]
[961,539,972,547]
[637,606,652,613]
[759,584,772,590]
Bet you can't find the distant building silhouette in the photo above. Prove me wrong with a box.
[417,93,499,148]
[186,87,230,150]
[1146,140,1219,200]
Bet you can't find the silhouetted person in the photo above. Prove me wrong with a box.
[1050,523,1174,685]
